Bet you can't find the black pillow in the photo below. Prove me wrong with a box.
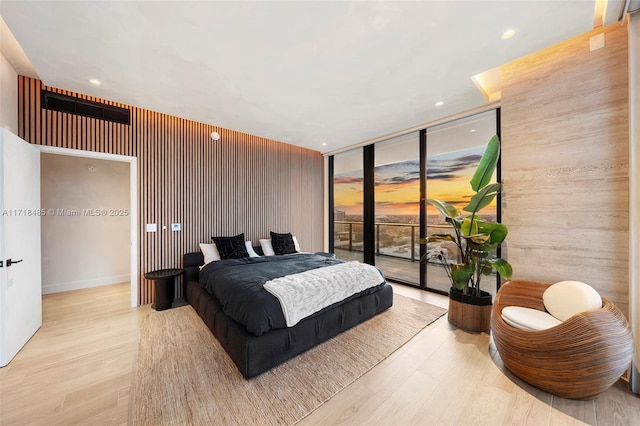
[212,233,249,259]
[270,231,297,255]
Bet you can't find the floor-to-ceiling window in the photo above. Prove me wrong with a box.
[332,147,364,263]
[330,108,500,294]
[424,110,499,295]
[374,132,420,284]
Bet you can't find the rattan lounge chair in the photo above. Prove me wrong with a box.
[491,280,634,400]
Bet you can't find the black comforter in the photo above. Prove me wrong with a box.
[199,254,385,336]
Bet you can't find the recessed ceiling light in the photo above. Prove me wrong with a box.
[501,28,517,40]
[321,142,327,146]
[470,129,476,133]
[89,78,101,86]
[435,101,444,107]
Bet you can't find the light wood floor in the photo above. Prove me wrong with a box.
[0,283,137,425]
[1,283,638,425]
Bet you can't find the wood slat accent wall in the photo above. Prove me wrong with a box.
[18,76,324,305]
[501,24,629,315]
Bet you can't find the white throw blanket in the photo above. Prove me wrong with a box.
[263,261,385,327]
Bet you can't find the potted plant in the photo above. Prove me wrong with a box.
[424,135,512,332]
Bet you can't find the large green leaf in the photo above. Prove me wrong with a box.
[451,263,472,290]
[461,215,484,236]
[475,221,508,245]
[476,220,493,233]
[467,240,499,253]
[487,223,508,244]
[489,258,512,279]
[480,261,494,275]
[463,182,501,214]
[426,234,456,243]
[470,135,500,192]
[427,199,460,219]
[467,234,491,245]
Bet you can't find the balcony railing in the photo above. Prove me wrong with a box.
[334,220,499,295]
[334,220,455,263]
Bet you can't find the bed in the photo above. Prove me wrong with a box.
[183,250,393,378]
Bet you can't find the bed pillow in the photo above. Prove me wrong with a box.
[199,243,221,265]
[260,236,301,256]
[542,280,602,321]
[270,231,297,255]
[211,233,250,259]
[259,239,276,256]
[245,241,260,258]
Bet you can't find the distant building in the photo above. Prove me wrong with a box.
[334,210,346,221]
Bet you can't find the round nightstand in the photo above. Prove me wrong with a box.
[144,268,184,311]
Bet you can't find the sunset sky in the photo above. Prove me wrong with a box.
[334,146,496,217]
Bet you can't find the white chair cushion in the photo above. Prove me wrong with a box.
[542,281,602,321]
[501,306,563,331]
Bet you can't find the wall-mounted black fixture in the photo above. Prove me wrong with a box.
[41,90,130,125]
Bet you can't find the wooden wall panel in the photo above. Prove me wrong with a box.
[501,24,629,315]
[18,77,324,305]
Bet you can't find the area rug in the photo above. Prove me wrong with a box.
[131,294,446,425]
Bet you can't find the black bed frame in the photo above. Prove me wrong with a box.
[183,251,394,378]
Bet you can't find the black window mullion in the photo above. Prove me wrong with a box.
[496,107,502,291]
[328,155,335,253]
[419,129,427,288]
[363,145,375,265]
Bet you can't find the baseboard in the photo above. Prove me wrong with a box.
[42,274,130,294]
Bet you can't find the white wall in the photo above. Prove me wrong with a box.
[0,52,18,133]
[629,11,640,396]
[40,154,130,293]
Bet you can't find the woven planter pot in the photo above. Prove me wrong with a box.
[448,288,492,332]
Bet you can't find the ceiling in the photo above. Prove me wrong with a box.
[0,1,624,154]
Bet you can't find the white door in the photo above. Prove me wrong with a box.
[0,128,42,367]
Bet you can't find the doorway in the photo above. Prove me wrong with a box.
[37,146,138,307]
